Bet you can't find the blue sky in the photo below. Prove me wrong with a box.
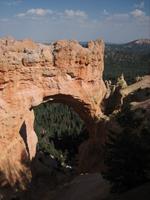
[0,0,150,43]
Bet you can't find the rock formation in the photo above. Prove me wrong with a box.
[0,37,106,186]
[104,75,150,115]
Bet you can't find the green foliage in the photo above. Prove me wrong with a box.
[34,103,84,139]
[104,129,150,193]
[33,102,85,166]
[103,108,150,193]
[104,43,150,83]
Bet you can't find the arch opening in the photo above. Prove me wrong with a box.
[33,100,89,169]
[24,96,90,196]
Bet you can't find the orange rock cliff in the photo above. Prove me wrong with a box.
[0,37,106,186]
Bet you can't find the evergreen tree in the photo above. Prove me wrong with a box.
[103,108,150,193]
[33,102,86,166]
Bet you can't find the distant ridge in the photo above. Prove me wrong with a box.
[43,39,150,47]
[126,39,150,45]
[80,39,150,46]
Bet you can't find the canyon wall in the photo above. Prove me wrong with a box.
[0,37,106,186]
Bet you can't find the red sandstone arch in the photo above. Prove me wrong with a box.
[0,37,106,186]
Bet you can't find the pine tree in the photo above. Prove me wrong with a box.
[103,110,150,193]
[33,102,85,166]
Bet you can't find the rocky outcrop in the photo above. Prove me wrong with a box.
[104,75,150,115]
[0,37,106,186]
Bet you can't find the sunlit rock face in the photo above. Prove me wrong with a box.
[0,37,106,186]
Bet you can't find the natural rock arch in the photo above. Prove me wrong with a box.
[0,37,106,186]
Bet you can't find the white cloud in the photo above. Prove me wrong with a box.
[130,8,149,25]
[131,9,145,18]
[17,8,53,18]
[134,1,145,9]
[64,9,87,19]
[27,8,53,16]
[16,8,88,21]
[103,9,109,16]
[1,7,149,43]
